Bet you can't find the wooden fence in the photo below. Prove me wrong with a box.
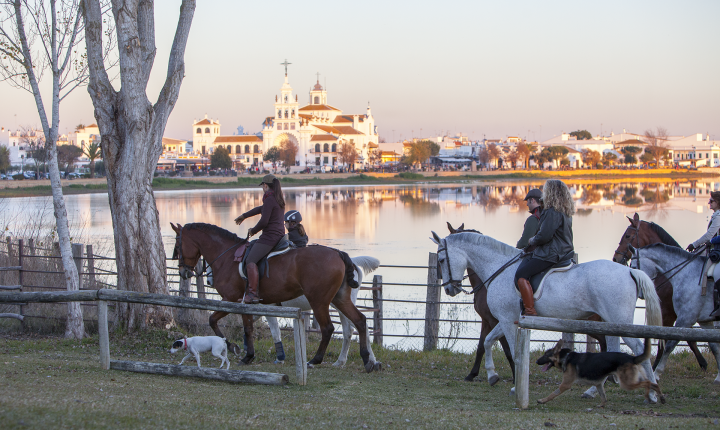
[513,316,720,409]
[0,289,307,385]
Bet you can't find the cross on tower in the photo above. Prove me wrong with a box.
[281,59,292,76]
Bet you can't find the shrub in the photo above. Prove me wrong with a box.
[12,174,24,180]
[395,172,424,180]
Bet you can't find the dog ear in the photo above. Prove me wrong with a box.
[554,339,564,352]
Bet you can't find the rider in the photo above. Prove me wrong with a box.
[687,191,720,317]
[234,174,286,304]
[516,188,543,249]
[514,179,575,316]
[284,210,308,247]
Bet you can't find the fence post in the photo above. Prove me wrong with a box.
[515,327,531,409]
[72,244,84,291]
[18,239,24,330]
[423,252,440,351]
[195,259,206,299]
[177,272,191,327]
[98,300,110,370]
[28,239,35,256]
[372,274,383,346]
[562,332,575,351]
[86,244,96,289]
[293,316,308,386]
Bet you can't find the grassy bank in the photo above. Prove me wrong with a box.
[1,329,718,429]
[0,169,717,198]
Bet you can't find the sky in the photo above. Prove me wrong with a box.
[1,0,719,143]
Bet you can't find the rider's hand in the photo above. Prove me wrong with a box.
[247,228,255,237]
[234,215,245,225]
[687,244,695,252]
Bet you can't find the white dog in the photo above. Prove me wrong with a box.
[170,336,230,370]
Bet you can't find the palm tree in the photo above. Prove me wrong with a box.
[83,142,102,178]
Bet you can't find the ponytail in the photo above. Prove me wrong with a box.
[297,223,306,237]
[270,178,285,209]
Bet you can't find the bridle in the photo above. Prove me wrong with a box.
[172,229,244,280]
[437,239,468,288]
[614,223,641,266]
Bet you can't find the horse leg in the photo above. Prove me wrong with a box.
[688,341,709,371]
[623,336,659,403]
[306,304,335,367]
[332,305,353,367]
[265,316,286,364]
[498,334,515,384]
[332,296,376,372]
[209,311,242,356]
[483,324,507,386]
[239,314,255,365]
[465,320,489,382]
[698,321,720,384]
[653,339,680,381]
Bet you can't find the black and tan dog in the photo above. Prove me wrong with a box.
[535,339,665,406]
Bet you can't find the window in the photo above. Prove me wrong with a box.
[323,157,328,164]
[245,145,250,154]
[278,109,282,118]
[290,123,295,130]
[284,95,288,103]
[331,143,337,152]
[285,110,288,119]
[277,123,281,129]
[253,144,259,153]
[236,145,241,154]
[227,145,231,153]
[323,143,329,152]
[314,96,319,104]
[284,123,288,130]
[205,128,210,133]
[196,128,201,133]
[291,109,295,118]
[315,157,320,166]
[707,153,710,158]
[202,146,206,154]
[714,153,718,159]
[315,144,321,152]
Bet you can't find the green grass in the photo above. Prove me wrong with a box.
[1,329,719,429]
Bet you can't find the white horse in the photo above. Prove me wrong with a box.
[629,243,720,384]
[431,231,663,402]
[256,256,381,368]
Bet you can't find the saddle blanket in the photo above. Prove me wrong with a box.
[237,244,293,280]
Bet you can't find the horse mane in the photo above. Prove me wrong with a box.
[645,222,681,248]
[641,242,695,260]
[448,231,519,258]
[184,223,243,243]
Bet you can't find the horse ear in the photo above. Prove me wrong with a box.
[430,231,441,245]
[633,213,640,223]
[459,223,465,231]
[447,222,456,234]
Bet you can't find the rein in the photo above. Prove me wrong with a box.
[634,243,706,290]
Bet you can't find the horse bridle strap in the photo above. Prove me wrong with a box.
[615,224,640,265]
[175,231,243,277]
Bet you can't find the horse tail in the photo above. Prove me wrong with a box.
[338,250,359,289]
[630,268,663,327]
[351,256,380,275]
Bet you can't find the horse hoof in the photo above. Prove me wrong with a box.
[273,359,285,365]
[306,362,314,369]
[509,387,515,396]
[488,375,500,386]
[365,362,375,373]
[464,375,475,382]
[240,355,255,365]
[713,379,720,385]
[332,361,345,368]
[373,362,383,372]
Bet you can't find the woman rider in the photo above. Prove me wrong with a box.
[688,191,720,317]
[234,174,286,304]
[514,179,575,316]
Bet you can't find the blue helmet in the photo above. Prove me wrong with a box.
[284,210,302,223]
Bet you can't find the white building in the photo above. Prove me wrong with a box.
[68,124,100,150]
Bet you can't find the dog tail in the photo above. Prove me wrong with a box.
[630,268,662,328]
[634,338,652,365]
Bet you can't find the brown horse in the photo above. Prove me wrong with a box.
[170,222,381,372]
[612,212,708,371]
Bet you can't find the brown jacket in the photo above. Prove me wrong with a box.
[242,191,285,246]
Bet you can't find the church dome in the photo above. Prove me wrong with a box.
[313,82,323,91]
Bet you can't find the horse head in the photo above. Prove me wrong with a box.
[431,231,464,297]
[170,222,200,280]
[613,213,668,265]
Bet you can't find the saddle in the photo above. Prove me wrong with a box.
[516,253,577,301]
[235,234,294,280]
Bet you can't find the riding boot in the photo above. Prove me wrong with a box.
[244,263,260,304]
[710,280,720,318]
[517,278,537,316]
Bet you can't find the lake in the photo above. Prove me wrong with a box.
[3,176,717,351]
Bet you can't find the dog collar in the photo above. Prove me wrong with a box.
[184,338,187,351]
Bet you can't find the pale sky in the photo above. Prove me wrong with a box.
[1,0,718,143]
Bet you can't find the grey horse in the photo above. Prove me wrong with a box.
[431,231,663,402]
[629,243,720,385]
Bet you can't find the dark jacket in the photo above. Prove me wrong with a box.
[288,227,308,247]
[528,207,574,263]
[516,207,541,249]
[242,191,285,246]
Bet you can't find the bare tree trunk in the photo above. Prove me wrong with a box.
[8,0,84,338]
[83,0,196,330]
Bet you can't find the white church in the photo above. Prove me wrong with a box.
[193,71,379,170]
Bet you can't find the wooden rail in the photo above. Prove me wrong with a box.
[0,289,307,385]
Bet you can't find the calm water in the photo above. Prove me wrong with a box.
[3,177,718,351]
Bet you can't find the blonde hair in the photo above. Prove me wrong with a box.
[541,179,575,217]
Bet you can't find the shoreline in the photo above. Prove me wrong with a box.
[0,168,717,198]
